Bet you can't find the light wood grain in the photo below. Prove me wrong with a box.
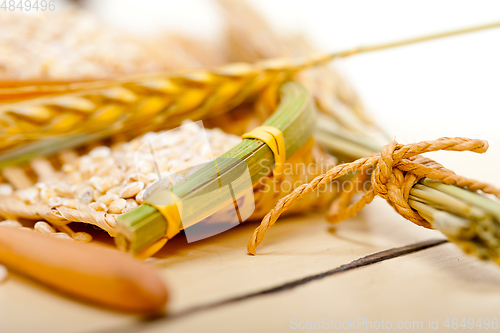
[0,199,446,333]
[0,147,497,333]
[133,243,500,333]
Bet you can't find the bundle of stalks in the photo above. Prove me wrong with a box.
[313,122,500,263]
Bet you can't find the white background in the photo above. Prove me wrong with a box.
[87,0,500,184]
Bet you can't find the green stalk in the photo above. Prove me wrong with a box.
[116,82,317,254]
[0,132,108,169]
[420,178,500,221]
[410,183,488,221]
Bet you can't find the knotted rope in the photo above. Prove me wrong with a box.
[247,137,500,254]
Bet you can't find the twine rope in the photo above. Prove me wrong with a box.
[247,137,500,254]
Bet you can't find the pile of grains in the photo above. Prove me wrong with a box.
[0,123,241,239]
[0,7,172,80]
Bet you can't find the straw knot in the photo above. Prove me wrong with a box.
[372,140,399,198]
[247,137,495,254]
[370,146,431,228]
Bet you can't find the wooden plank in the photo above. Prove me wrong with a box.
[117,242,500,333]
[0,199,446,333]
[136,239,447,322]
[0,130,497,333]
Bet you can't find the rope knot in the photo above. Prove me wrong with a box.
[372,140,400,199]
[248,137,495,254]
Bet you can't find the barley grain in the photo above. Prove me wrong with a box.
[106,186,123,196]
[124,199,138,213]
[97,194,120,206]
[40,188,54,204]
[119,182,144,199]
[78,187,94,205]
[52,233,74,241]
[62,164,76,174]
[76,203,90,211]
[90,176,119,194]
[0,220,22,228]
[52,183,74,197]
[72,232,93,243]
[48,196,63,208]
[63,199,79,209]
[108,199,127,214]
[34,221,56,235]
[93,190,103,202]
[136,161,154,175]
[125,173,148,184]
[89,202,107,212]
[89,147,111,159]
[108,169,125,183]
[135,189,146,204]
[15,188,39,204]
[146,173,159,183]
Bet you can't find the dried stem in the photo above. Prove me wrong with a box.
[304,21,500,68]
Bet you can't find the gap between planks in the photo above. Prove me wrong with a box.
[96,238,448,333]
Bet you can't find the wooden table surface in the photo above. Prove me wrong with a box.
[1,161,499,332]
[2,2,500,331]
